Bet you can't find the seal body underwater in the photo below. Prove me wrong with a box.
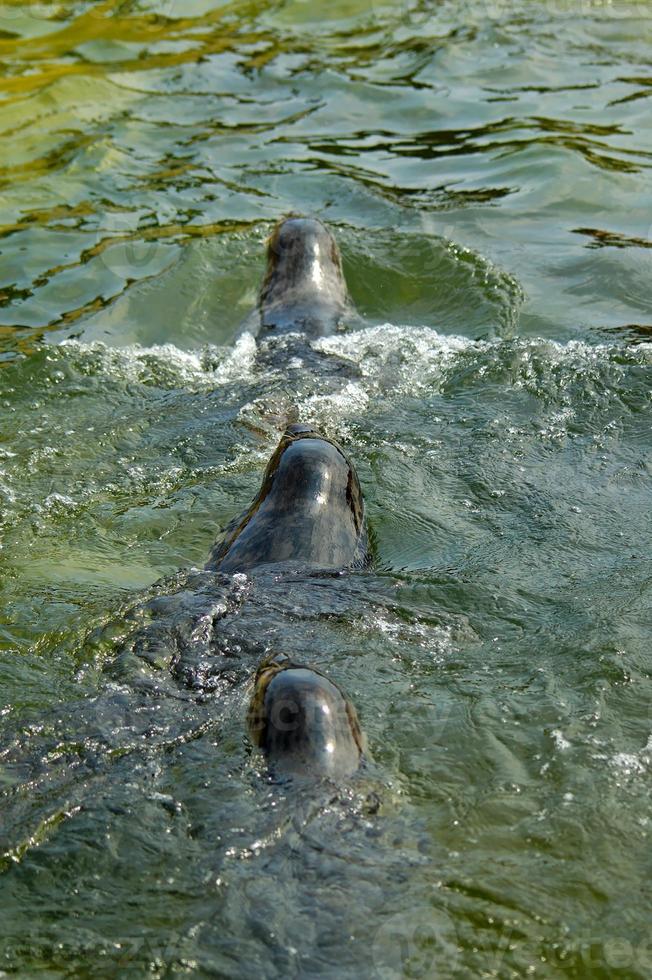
[113,218,370,782]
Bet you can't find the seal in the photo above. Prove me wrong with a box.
[205,420,369,780]
[248,654,365,780]
[207,422,368,574]
[248,215,350,337]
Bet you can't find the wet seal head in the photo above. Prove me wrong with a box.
[248,654,365,780]
[259,215,349,336]
[207,423,368,573]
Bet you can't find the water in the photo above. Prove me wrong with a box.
[0,1,651,976]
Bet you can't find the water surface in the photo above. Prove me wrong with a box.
[0,1,651,977]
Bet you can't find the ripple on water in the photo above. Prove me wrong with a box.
[0,0,651,975]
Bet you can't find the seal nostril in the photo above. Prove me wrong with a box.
[285,422,316,436]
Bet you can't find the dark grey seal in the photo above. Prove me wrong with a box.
[244,215,350,338]
[217,219,368,779]
[114,219,370,782]
[248,654,364,780]
[207,422,368,575]
[205,420,369,780]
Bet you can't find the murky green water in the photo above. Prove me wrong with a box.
[1,1,651,976]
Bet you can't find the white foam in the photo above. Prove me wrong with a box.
[44,492,76,511]
[206,331,257,384]
[610,734,652,779]
[57,327,651,403]
[353,611,455,664]
[59,336,257,390]
[551,729,571,751]
[317,322,475,360]
[315,323,477,397]
[297,381,370,431]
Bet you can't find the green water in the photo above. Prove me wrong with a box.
[1,1,651,976]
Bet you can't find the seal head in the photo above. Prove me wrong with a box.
[258,216,349,336]
[248,656,364,780]
[207,424,367,573]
